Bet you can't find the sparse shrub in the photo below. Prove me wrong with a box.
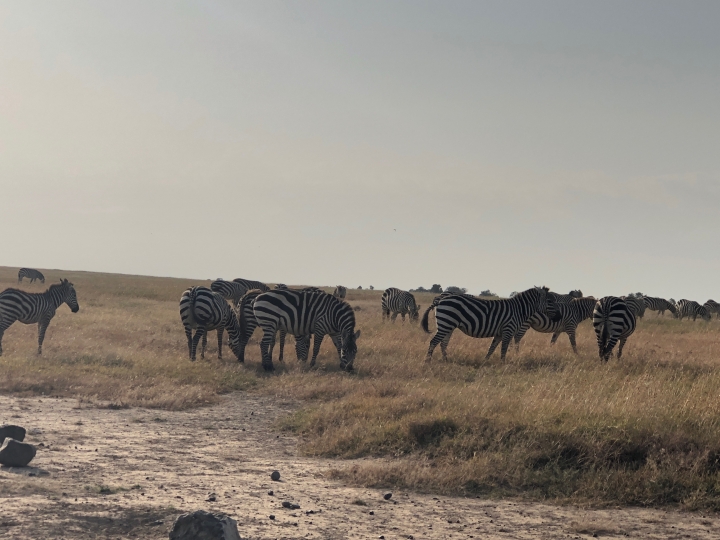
[479,290,497,297]
[445,286,467,294]
[430,284,443,293]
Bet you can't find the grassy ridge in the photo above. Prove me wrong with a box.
[2,266,720,507]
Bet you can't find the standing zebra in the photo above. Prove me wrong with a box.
[703,299,720,319]
[17,268,45,284]
[621,296,646,318]
[253,289,360,371]
[333,285,347,299]
[0,279,79,355]
[676,299,711,322]
[593,296,636,361]
[642,296,677,317]
[421,286,555,361]
[514,296,596,354]
[179,287,242,361]
[381,288,420,323]
[548,290,583,303]
[235,289,293,364]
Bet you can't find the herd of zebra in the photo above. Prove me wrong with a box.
[0,268,717,369]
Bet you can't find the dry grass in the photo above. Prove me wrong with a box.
[2,266,720,508]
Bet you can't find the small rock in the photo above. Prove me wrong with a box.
[168,510,241,540]
[369,511,374,515]
[383,493,392,500]
[207,493,217,502]
[0,425,26,444]
[270,470,281,481]
[269,515,275,520]
[0,438,36,467]
[282,501,293,509]
[267,490,274,496]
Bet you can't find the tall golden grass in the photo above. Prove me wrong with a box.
[1,266,720,508]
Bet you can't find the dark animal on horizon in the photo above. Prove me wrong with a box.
[17,268,45,284]
[421,286,556,361]
[381,288,420,323]
[676,299,711,322]
[179,287,242,361]
[593,296,636,361]
[514,296,596,354]
[333,286,347,299]
[703,299,720,319]
[0,279,79,355]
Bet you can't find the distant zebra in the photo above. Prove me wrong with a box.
[274,284,288,290]
[593,296,636,361]
[621,296,646,318]
[548,290,583,303]
[179,287,242,361]
[642,296,677,317]
[514,296,596,354]
[333,285,347,299]
[17,268,45,284]
[676,299,711,322]
[211,278,270,306]
[703,299,720,319]
[421,286,556,361]
[253,289,360,371]
[381,288,420,323]
[0,279,79,355]
[235,289,291,364]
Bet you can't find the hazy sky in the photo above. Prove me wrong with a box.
[1,1,719,298]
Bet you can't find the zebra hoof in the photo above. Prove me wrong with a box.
[262,364,275,372]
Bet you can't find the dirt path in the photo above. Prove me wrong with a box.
[1,394,719,540]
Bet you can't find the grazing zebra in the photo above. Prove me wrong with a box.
[421,286,556,361]
[211,278,270,306]
[333,285,347,299]
[642,296,677,317]
[703,299,720,319]
[17,268,45,284]
[381,288,420,323]
[548,290,583,303]
[179,287,242,361]
[593,296,636,361]
[274,284,288,290]
[676,299,711,322]
[235,289,292,363]
[253,289,360,371]
[621,296,646,318]
[514,296,596,354]
[0,279,79,356]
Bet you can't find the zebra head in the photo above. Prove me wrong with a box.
[60,279,80,313]
[700,306,712,322]
[339,329,361,371]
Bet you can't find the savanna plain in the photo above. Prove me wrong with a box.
[2,266,720,539]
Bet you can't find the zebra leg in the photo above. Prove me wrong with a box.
[514,323,530,351]
[310,333,325,367]
[259,329,276,371]
[425,328,451,362]
[216,328,224,360]
[401,313,406,323]
[439,332,452,361]
[191,328,206,361]
[278,329,286,362]
[184,326,193,359]
[550,332,560,345]
[499,330,515,360]
[617,337,628,360]
[331,334,342,359]
[37,317,51,355]
[602,337,618,361]
[390,312,398,323]
[485,335,502,359]
[0,328,3,356]
[567,329,579,354]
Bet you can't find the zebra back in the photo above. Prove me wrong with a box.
[233,278,270,293]
[642,296,677,315]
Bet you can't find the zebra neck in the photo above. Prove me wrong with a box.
[47,288,67,308]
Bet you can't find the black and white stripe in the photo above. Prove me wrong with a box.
[548,290,583,303]
[0,279,79,355]
[235,289,294,364]
[421,286,555,361]
[514,296,596,354]
[17,268,45,284]
[593,296,636,361]
[253,289,360,371]
[621,296,646,318]
[676,299,711,322]
[703,300,720,319]
[333,286,347,299]
[211,278,270,307]
[381,288,420,322]
[179,287,242,361]
[642,296,677,317]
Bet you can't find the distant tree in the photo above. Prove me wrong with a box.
[430,284,443,293]
[412,286,428,293]
[445,286,467,294]
[479,289,497,297]
[369,285,374,290]
[357,286,363,290]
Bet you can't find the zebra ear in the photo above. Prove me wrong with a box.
[354,330,361,341]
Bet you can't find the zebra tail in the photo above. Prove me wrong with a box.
[186,288,198,326]
[420,305,434,333]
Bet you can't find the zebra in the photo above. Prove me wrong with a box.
[548,290,583,303]
[274,284,288,290]
[0,279,79,356]
[381,288,420,323]
[333,285,347,299]
[17,268,45,284]
[642,296,677,317]
[211,278,270,307]
[703,299,720,319]
[235,289,294,364]
[593,296,636,361]
[179,287,242,361]
[676,299,711,322]
[621,296,646,318]
[421,286,556,361]
[253,289,360,371]
[514,296,596,354]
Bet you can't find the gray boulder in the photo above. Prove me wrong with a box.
[0,438,36,467]
[0,425,26,444]
[169,510,241,540]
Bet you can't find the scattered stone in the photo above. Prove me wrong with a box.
[0,438,36,467]
[207,493,217,502]
[267,490,274,496]
[270,470,281,481]
[383,493,392,500]
[0,425,26,444]
[369,511,374,515]
[281,501,299,509]
[169,510,241,540]
[268,515,275,520]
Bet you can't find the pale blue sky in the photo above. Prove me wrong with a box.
[1,1,718,298]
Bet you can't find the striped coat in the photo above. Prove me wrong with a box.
[381,288,420,322]
[642,296,677,317]
[235,289,294,364]
[621,296,646,318]
[703,300,720,319]
[0,279,79,355]
[180,287,242,361]
[211,278,269,307]
[421,286,556,361]
[333,285,347,299]
[17,268,45,284]
[676,299,711,322]
[593,296,636,361]
[514,296,596,354]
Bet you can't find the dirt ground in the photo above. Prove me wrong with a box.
[1,393,719,540]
